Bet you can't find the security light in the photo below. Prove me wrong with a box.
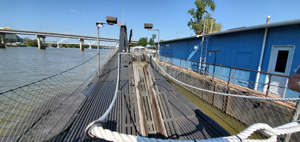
[144,23,153,29]
[106,16,117,25]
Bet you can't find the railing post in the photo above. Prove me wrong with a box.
[223,67,232,114]
[266,74,273,97]
[191,61,193,72]
[118,53,121,90]
[180,59,182,70]
[283,95,300,142]
[232,67,236,85]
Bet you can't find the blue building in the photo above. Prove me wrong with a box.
[159,19,300,98]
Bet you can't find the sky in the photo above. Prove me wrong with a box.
[1,0,300,45]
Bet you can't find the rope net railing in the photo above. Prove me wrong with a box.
[152,56,300,141]
[159,56,299,99]
[0,49,117,141]
[84,54,300,142]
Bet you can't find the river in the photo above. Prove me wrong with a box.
[0,47,113,93]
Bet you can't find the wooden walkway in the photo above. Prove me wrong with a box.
[50,53,231,141]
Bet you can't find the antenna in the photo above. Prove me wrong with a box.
[122,8,124,24]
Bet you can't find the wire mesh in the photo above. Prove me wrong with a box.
[0,49,117,141]
[152,56,300,142]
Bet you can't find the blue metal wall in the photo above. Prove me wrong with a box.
[159,24,300,97]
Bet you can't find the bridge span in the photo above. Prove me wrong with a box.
[0,29,137,50]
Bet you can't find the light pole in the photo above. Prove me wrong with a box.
[144,23,160,59]
[96,16,117,75]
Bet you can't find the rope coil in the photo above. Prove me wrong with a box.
[86,120,300,142]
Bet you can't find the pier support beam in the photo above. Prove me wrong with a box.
[36,35,46,49]
[0,33,6,49]
[79,38,84,51]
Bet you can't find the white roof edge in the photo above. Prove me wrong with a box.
[204,18,300,36]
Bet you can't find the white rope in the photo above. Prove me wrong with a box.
[87,120,300,142]
[152,58,300,102]
[84,52,131,141]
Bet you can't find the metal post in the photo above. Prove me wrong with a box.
[227,68,232,87]
[232,67,236,85]
[190,61,193,72]
[118,53,121,89]
[158,29,160,60]
[266,74,273,97]
[97,26,100,76]
[180,59,181,70]
[284,95,300,142]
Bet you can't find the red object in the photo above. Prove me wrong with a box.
[117,22,121,26]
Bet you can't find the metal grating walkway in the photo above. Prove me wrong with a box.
[51,53,231,141]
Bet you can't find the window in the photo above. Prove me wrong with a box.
[274,50,289,73]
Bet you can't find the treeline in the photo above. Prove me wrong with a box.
[131,37,163,47]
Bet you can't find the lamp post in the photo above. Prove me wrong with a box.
[144,23,160,59]
[96,16,117,75]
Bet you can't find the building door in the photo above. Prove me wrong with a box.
[267,46,294,97]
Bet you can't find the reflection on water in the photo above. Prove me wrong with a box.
[0,47,110,93]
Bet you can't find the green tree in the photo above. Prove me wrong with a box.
[160,39,164,42]
[187,0,221,35]
[149,38,154,46]
[27,39,38,47]
[138,37,148,47]
[23,37,31,43]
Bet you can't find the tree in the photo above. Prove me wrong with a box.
[160,39,164,42]
[23,37,31,43]
[187,0,222,35]
[27,39,38,47]
[138,37,148,47]
[149,38,154,46]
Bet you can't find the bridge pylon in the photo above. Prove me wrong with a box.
[36,35,46,49]
[0,33,6,49]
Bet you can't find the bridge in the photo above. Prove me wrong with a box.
[1,25,300,142]
[0,29,137,50]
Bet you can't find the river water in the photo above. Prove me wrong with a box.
[0,47,112,93]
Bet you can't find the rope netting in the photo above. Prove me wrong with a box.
[0,49,116,141]
[153,57,300,141]
[84,55,300,142]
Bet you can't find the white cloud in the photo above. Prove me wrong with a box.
[69,9,77,13]
[81,12,89,20]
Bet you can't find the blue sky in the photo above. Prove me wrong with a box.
[1,0,300,44]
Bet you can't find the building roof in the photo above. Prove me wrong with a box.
[158,35,200,43]
[204,18,300,36]
[158,18,300,44]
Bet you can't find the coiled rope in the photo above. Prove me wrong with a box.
[87,120,300,142]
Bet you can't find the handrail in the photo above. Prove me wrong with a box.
[159,55,291,78]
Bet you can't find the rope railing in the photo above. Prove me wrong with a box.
[0,49,117,141]
[159,55,298,99]
[84,52,131,141]
[84,54,300,141]
[152,56,300,141]
[153,58,300,101]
